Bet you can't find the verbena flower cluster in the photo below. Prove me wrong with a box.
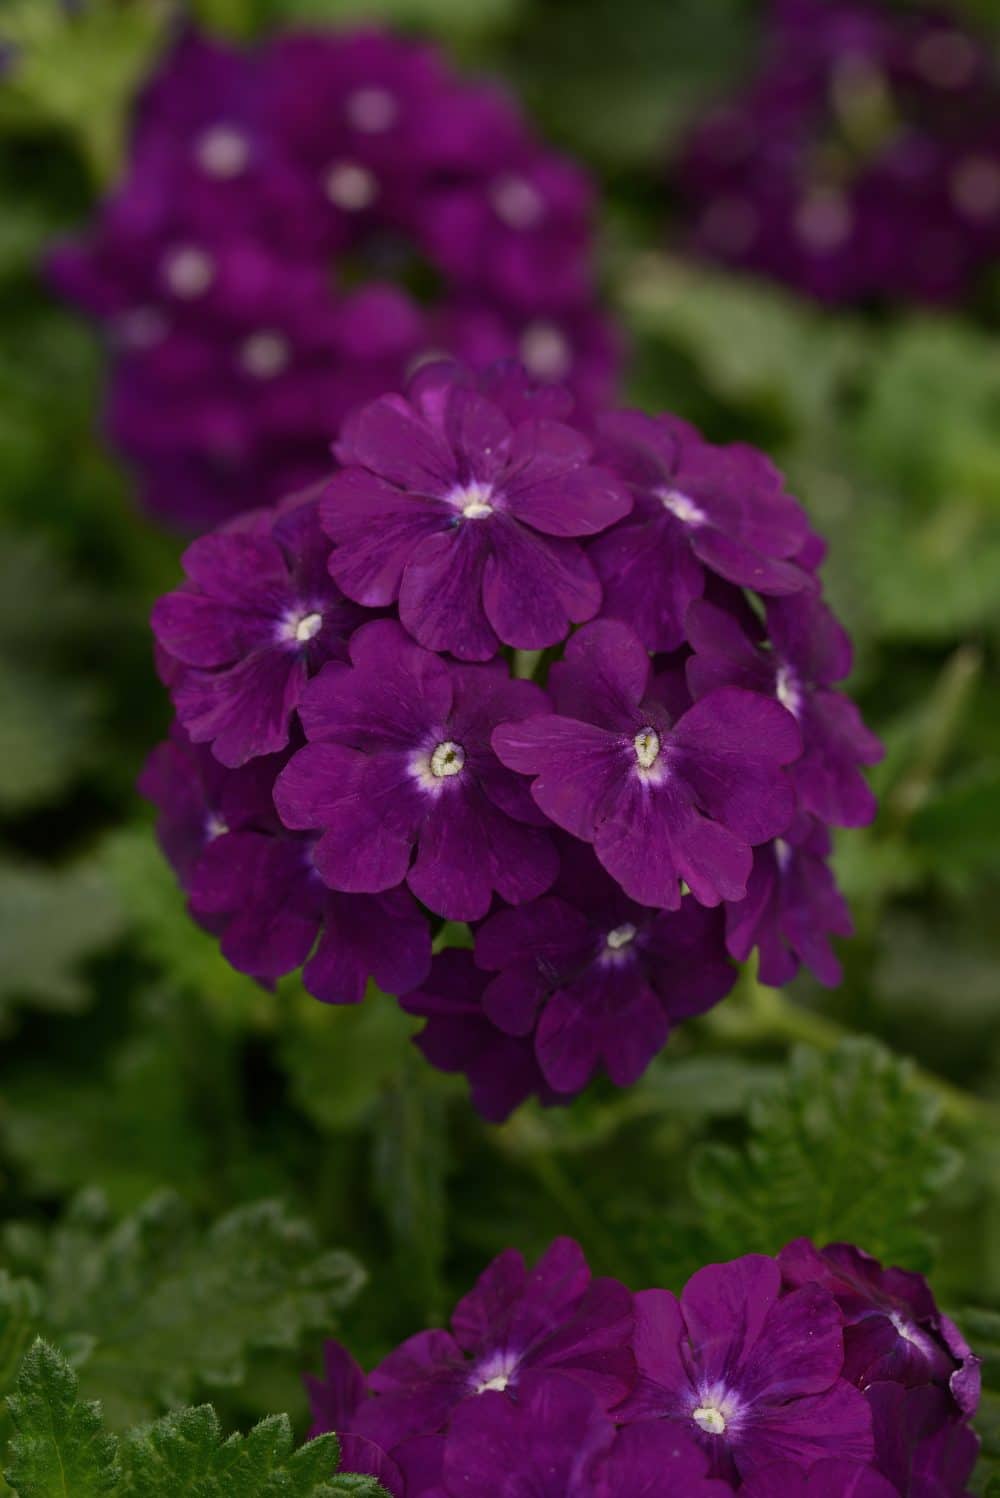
[48,26,620,531]
[305,1236,981,1495]
[674,0,1000,304]
[143,359,882,1117]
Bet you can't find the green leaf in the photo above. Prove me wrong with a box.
[4,1193,365,1430]
[0,860,124,1032]
[0,663,98,812]
[691,1040,958,1268]
[4,1340,120,1498]
[280,986,418,1133]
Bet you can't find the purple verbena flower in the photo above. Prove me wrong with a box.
[152,495,367,767]
[687,590,883,828]
[273,618,559,920]
[740,1459,898,1496]
[493,619,801,910]
[588,409,812,653]
[321,362,631,660]
[616,1254,874,1482]
[866,1382,980,1497]
[724,812,853,988]
[472,840,736,1094]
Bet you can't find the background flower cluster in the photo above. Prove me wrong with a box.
[1,0,999,1495]
[143,356,880,1118]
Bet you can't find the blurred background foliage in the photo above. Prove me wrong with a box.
[0,0,998,1489]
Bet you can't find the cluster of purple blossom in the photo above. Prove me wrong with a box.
[48,25,620,531]
[143,358,881,1118]
[306,1235,980,1495]
[675,0,1000,304]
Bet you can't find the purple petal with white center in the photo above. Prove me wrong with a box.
[323,469,448,607]
[493,715,624,842]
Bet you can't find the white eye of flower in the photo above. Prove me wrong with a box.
[692,1405,727,1436]
[658,489,707,526]
[490,172,545,229]
[240,331,292,379]
[324,161,379,211]
[605,923,637,952]
[346,87,398,133]
[951,156,1000,220]
[519,322,571,381]
[195,125,251,179]
[634,728,661,771]
[163,246,215,299]
[449,481,495,519]
[430,741,466,778]
[889,1311,922,1346]
[775,664,803,717]
[796,188,853,251]
[914,30,977,90]
[205,813,228,841]
[116,306,168,351]
[295,612,323,643]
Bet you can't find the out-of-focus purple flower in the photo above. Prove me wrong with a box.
[617,1255,873,1482]
[152,496,366,768]
[724,813,853,987]
[779,1240,981,1417]
[139,722,430,1004]
[473,840,736,1094]
[322,362,630,660]
[308,1238,634,1466]
[49,27,622,531]
[741,1460,899,1496]
[687,590,883,828]
[493,619,801,910]
[675,0,1000,305]
[274,618,558,921]
[588,410,811,653]
[400,950,564,1123]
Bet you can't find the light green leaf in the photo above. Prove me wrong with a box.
[691,1040,959,1269]
[280,986,418,1133]
[4,1340,120,1498]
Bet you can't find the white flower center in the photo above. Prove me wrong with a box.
[951,156,1000,220]
[163,246,215,299]
[520,321,571,380]
[430,741,465,778]
[324,160,379,211]
[775,663,803,717]
[116,306,168,351]
[449,481,495,519]
[491,172,546,229]
[889,1311,922,1347]
[606,923,637,952]
[294,612,323,644]
[205,813,228,841]
[477,1372,510,1393]
[634,727,661,771]
[658,488,707,526]
[240,331,292,379]
[775,837,792,874]
[796,188,853,251]
[346,87,398,133]
[693,1405,727,1436]
[470,1350,519,1396]
[195,125,250,179]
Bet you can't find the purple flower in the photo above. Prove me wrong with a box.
[473,840,736,1093]
[617,1255,874,1482]
[273,618,559,921]
[591,1421,734,1495]
[740,1460,899,1496]
[493,619,801,910]
[866,1382,979,1496]
[778,1240,981,1418]
[321,362,631,660]
[724,813,853,988]
[588,409,811,653]
[308,1238,634,1458]
[152,496,366,768]
[687,590,883,828]
[400,950,564,1123]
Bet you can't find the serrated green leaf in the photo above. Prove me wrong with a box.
[0,860,123,1031]
[691,1040,959,1269]
[4,1340,120,1498]
[3,1194,365,1430]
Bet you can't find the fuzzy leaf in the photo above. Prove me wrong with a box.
[691,1040,958,1269]
[3,1194,365,1430]
[4,1340,120,1497]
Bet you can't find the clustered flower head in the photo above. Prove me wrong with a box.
[674,0,1000,304]
[48,25,620,531]
[305,1235,981,1495]
[143,358,881,1115]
